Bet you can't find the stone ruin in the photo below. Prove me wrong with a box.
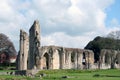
[99,49,120,69]
[16,20,120,70]
[17,29,29,70]
[39,46,94,70]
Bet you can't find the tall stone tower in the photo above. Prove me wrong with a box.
[28,20,41,69]
[17,29,29,70]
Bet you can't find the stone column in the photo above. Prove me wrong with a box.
[77,50,83,69]
[61,52,65,69]
[84,50,90,69]
[64,52,67,69]
[74,52,77,69]
[23,33,29,70]
[99,49,106,69]
[58,48,65,69]
[28,20,41,69]
[116,52,120,68]
[68,53,71,69]
[18,29,29,70]
[49,56,53,69]
[19,30,24,70]
[59,50,62,69]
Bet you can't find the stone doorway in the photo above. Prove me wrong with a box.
[43,53,49,69]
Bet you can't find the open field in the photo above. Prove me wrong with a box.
[0,69,120,80]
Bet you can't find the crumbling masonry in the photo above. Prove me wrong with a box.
[17,20,120,70]
[99,49,120,69]
[17,30,29,70]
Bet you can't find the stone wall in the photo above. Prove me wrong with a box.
[39,46,94,70]
[99,49,120,69]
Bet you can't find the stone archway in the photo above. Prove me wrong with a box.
[42,53,49,69]
[105,52,111,65]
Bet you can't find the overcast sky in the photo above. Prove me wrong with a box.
[0,0,120,51]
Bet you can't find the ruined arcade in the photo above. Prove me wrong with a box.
[17,20,95,70]
[17,20,120,70]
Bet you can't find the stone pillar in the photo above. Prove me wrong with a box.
[48,48,53,69]
[65,52,69,69]
[99,49,106,69]
[49,56,53,69]
[23,31,29,70]
[74,52,77,69]
[64,48,73,69]
[17,29,29,70]
[68,53,71,69]
[28,20,41,69]
[39,49,43,69]
[19,30,24,70]
[64,52,71,69]
[100,49,106,68]
[116,51,120,68]
[77,50,83,69]
[58,47,65,69]
[61,52,65,69]
[39,56,42,69]
[84,50,94,69]
[110,50,117,69]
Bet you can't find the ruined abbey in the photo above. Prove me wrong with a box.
[17,20,120,70]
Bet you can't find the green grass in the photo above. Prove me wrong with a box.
[36,69,120,80]
[0,75,40,80]
[0,69,120,80]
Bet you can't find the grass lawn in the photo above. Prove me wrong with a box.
[36,69,120,80]
[0,69,120,80]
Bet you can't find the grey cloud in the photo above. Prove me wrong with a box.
[0,0,116,51]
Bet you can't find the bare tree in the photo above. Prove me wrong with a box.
[0,33,17,57]
[107,30,120,40]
